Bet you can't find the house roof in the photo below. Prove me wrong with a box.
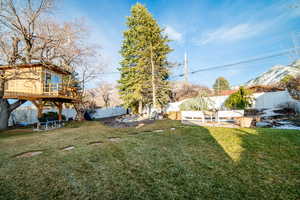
[247,85,285,93]
[212,90,237,96]
[0,63,73,75]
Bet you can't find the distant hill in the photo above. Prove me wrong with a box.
[246,60,300,86]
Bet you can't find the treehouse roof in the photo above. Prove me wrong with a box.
[0,63,73,75]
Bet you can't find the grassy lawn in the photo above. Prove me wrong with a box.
[0,120,299,200]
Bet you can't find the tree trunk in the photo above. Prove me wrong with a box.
[0,75,26,130]
[0,99,27,131]
[150,44,157,109]
[0,75,9,130]
[0,99,10,131]
[138,100,143,115]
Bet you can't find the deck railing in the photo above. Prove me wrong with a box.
[43,83,78,97]
[4,83,79,100]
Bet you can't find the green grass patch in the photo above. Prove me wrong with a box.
[0,120,299,200]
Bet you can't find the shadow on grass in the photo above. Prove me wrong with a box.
[177,121,300,199]
[0,121,299,199]
[0,128,38,139]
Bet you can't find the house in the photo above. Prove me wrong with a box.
[1,63,79,120]
[166,90,300,117]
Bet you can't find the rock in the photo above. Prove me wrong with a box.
[154,130,163,133]
[239,117,254,128]
[108,137,121,142]
[136,123,145,129]
[62,146,75,151]
[170,128,176,131]
[16,151,43,158]
[256,121,272,128]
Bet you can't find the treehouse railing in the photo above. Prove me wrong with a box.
[4,83,79,100]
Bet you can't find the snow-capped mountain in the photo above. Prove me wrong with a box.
[246,60,300,86]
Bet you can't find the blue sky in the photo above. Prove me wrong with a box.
[58,0,300,88]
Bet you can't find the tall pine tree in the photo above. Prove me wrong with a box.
[118,3,172,113]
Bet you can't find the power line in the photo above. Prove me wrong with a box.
[171,47,300,78]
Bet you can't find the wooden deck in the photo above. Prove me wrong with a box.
[3,83,79,102]
[3,91,79,102]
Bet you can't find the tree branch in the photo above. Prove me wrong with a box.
[9,99,27,112]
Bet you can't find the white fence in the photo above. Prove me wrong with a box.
[166,90,300,113]
[9,106,127,126]
[181,111,205,122]
[92,107,127,119]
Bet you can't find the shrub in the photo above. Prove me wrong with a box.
[287,75,300,100]
[280,74,294,87]
[179,92,214,111]
[38,112,66,122]
[225,87,253,109]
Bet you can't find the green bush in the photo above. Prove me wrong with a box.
[224,87,253,109]
[38,112,66,122]
[179,93,214,111]
[280,74,294,86]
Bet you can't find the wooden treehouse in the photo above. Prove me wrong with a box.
[1,63,80,121]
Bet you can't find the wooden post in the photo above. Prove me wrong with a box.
[54,102,63,121]
[58,102,63,121]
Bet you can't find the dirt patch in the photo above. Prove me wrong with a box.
[61,145,75,151]
[108,137,121,142]
[15,151,43,158]
[99,116,154,128]
[88,141,104,146]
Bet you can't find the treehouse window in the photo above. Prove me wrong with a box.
[51,74,61,84]
[44,71,62,84]
[44,70,62,93]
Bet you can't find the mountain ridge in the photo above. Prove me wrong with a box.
[245,59,300,86]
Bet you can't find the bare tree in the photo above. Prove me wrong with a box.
[0,0,55,130]
[171,81,212,102]
[98,82,113,107]
[0,0,102,129]
[75,59,104,94]
[0,0,54,64]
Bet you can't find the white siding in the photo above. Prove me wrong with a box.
[166,90,300,113]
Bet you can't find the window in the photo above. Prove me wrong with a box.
[44,70,62,93]
[51,74,61,84]
[44,71,62,84]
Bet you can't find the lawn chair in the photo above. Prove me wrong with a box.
[181,111,205,123]
[216,110,244,123]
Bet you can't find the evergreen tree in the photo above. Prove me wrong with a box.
[225,87,253,109]
[118,3,172,113]
[213,77,230,93]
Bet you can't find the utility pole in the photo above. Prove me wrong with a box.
[150,44,157,110]
[184,51,189,83]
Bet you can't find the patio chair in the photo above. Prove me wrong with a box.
[216,110,244,123]
[181,111,205,123]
